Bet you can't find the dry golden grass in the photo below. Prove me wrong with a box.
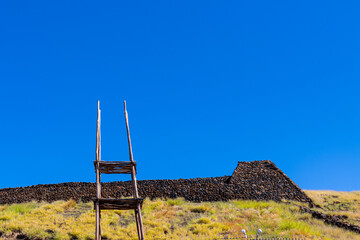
[0,192,359,240]
[305,190,360,226]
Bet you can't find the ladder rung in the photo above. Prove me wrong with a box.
[94,161,136,174]
[94,198,143,210]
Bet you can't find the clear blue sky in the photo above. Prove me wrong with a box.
[1,1,359,191]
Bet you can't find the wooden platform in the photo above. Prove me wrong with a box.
[94,160,136,174]
[94,198,143,210]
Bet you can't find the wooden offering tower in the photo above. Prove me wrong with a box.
[94,100,145,240]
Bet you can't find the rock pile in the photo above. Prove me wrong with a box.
[230,160,312,202]
[0,160,313,204]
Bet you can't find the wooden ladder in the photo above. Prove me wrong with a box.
[94,100,145,240]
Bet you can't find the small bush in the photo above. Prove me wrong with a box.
[190,205,208,213]
[166,198,185,206]
[196,217,211,224]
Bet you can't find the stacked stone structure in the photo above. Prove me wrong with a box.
[0,160,313,204]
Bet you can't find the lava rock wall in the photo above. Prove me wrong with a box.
[0,160,313,204]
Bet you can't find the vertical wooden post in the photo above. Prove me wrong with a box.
[135,209,141,237]
[95,100,102,240]
[124,101,145,240]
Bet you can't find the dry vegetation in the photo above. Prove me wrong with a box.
[305,190,360,226]
[0,191,359,240]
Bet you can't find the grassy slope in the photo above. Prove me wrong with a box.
[304,190,360,226]
[0,191,359,240]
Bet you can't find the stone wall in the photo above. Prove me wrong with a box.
[0,160,313,204]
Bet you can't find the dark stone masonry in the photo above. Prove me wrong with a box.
[0,160,313,205]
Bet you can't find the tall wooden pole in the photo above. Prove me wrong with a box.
[124,101,145,240]
[124,101,134,165]
[95,100,102,240]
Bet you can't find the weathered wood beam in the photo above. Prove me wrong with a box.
[95,100,102,240]
[124,101,145,240]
